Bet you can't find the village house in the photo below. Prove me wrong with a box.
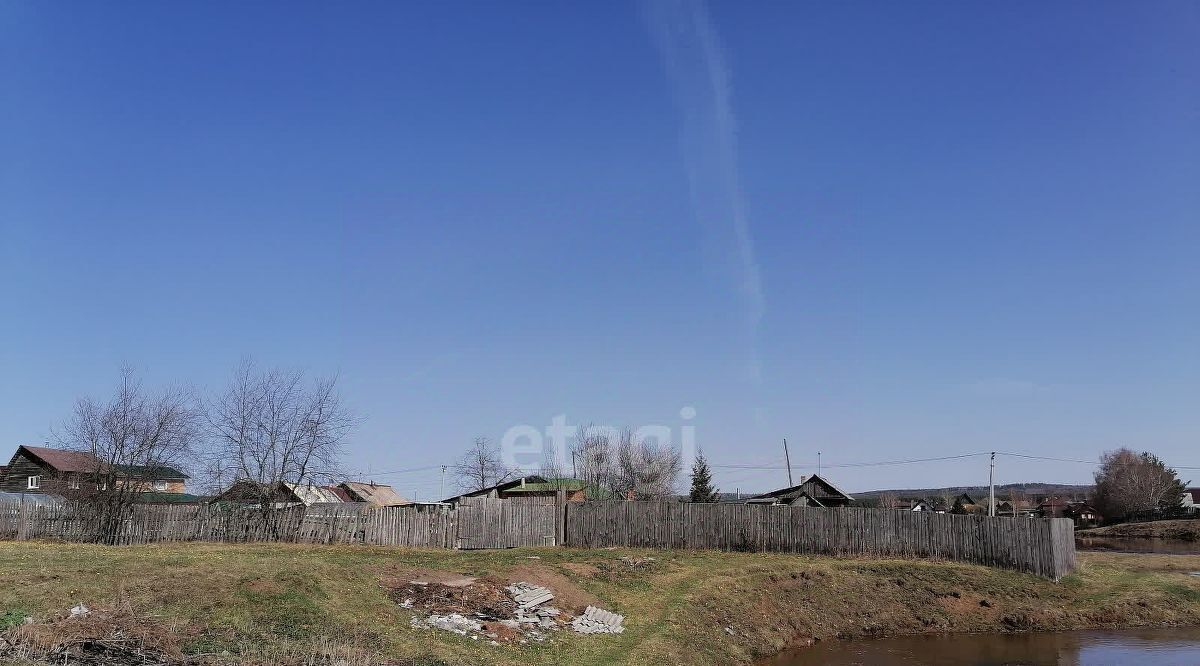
[1181,489,1200,514]
[907,498,947,513]
[339,481,411,507]
[211,480,347,508]
[442,475,607,505]
[1035,497,1101,527]
[1063,502,1102,528]
[0,445,189,498]
[746,474,855,508]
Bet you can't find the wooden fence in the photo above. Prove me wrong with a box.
[0,499,1076,578]
[0,501,456,548]
[564,502,1076,580]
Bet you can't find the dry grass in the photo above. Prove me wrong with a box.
[1,542,1198,665]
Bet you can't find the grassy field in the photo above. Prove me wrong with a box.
[1078,519,1200,541]
[1,541,1200,665]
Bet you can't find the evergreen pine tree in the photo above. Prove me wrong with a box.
[689,452,719,503]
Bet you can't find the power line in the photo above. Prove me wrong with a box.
[710,452,989,471]
[996,451,1200,470]
[713,450,1200,474]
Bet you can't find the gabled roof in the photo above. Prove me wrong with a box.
[340,481,410,507]
[16,445,105,473]
[749,474,855,502]
[500,478,615,499]
[284,483,344,505]
[442,475,549,503]
[11,446,188,479]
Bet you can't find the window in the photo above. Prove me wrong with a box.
[68,476,80,490]
[153,480,168,492]
[27,475,40,490]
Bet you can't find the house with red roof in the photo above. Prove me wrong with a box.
[0,445,189,498]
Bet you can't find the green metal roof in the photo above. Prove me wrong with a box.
[502,479,615,498]
[134,492,209,504]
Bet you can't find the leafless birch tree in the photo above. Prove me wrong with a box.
[57,367,200,542]
[205,361,355,511]
[453,437,513,493]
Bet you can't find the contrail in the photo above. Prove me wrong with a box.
[644,0,765,382]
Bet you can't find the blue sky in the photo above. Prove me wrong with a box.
[2,2,1197,497]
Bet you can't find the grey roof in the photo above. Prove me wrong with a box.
[749,474,855,502]
[341,481,410,507]
[0,491,64,506]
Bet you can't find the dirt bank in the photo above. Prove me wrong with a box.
[1,542,1199,665]
[1078,519,1200,541]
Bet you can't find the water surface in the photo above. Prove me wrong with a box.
[760,627,1200,666]
[1076,536,1200,555]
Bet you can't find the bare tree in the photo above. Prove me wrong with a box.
[878,491,899,510]
[453,437,513,493]
[614,427,682,500]
[572,424,616,494]
[570,424,682,500]
[1008,488,1028,517]
[57,367,200,542]
[205,361,355,511]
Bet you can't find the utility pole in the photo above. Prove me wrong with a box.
[782,439,793,486]
[440,465,446,500]
[988,452,996,517]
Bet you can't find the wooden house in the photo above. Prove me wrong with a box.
[1063,502,1102,528]
[211,480,346,508]
[0,445,189,498]
[746,474,855,507]
[339,481,411,507]
[442,475,607,505]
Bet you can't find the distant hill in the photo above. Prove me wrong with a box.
[853,482,1093,500]
[708,482,1093,504]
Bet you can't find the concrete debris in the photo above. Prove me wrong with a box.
[410,613,483,636]
[401,578,627,644]
[506,582,555,609]
[571,606,625,634]
[69,603,90,617]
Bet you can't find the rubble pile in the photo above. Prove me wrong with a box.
[409,613,482,636]
[571,606,626,634]
[401,578,628,644]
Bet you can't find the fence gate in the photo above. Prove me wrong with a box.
[454,496,559,549]
[455,497,504,549]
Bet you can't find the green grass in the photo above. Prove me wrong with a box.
[0,608,28,631]
[1,542,1199,665]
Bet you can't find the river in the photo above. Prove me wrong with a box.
[759,627,1200,665]
[1076,536,1200,555]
